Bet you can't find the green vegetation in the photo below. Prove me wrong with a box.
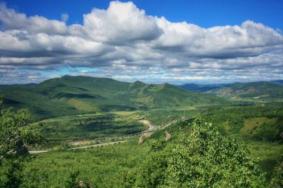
[0,75,226,119]
[28,112,144,147]
[21,140,150,187]
[126,120,266,187]
[242,117,283,141]
[12,119,280,187]
[0,104,41,188]
[182,81,283,102]
[0,76,282,187]
[207,82,283,102]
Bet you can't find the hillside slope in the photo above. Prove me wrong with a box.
[0,76,225,119]
[180,83,224,92]
[207,82,283,102]
[180,81,283,102]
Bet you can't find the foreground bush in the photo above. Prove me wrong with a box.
[125,119,266,187]
[0,104,41,188]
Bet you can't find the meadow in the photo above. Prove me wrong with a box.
[27,112,144,149]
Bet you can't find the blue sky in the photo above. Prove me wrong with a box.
[5,0,283,29]
[0,0,283,84]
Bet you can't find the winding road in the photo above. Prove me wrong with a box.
[29,118,179,154]
[29,119,157,154]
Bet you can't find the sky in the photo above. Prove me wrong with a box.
[0,0,283,84]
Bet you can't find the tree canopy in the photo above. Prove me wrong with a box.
[0,102,41,187]
[125,119,266,187]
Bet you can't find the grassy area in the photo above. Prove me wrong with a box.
[22,140,150,188]
[1,77,283,187]
[241,117,277,134]
[140,107,198,125]
[247,141,283,180]
[28,112,145,147]
[21,115,283,187]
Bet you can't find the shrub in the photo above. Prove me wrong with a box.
[126,119,266,187]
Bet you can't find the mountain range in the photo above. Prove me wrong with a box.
[180,81,283,102]
[1,76,283,119]
[0,76,225,119]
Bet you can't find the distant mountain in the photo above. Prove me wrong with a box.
[207,81,283,102]
[179,81,283,102]
[0,76,226,119]
[270,80,283,85]
[179,83,226,92]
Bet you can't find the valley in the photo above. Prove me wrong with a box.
[1,0,283,187]
[1,76,283,187]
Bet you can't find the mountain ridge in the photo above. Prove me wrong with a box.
[0,75,226,119]
[180,81,283,102]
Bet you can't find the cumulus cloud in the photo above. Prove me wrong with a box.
[154,18,283,58]
[0,1,283,84]
[0,4,67,34]
[83,1,162,44]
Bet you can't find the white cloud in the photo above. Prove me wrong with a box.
[0,4,67,35]
[0,1,283,84]
[82,1,162,44]
[155,18,283,58]
[0,30,30,51]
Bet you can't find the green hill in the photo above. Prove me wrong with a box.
[179,83,224,92]
[207,81,283,102]
[0,76,225,119]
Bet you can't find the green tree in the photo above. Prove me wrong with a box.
[0,108,29,158]
[65,171,93,188]
[0,102,41,187]
[126,119,266,187]
[270,157,283,188]
[65,171,80,188]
